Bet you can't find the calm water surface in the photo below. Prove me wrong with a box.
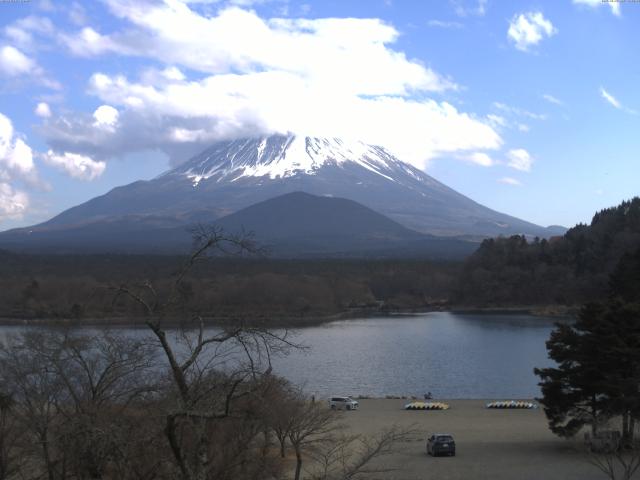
[272,312,562,399]
[0,312,563,399]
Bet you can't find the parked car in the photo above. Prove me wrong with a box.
[329,396,359,410]
[427,434,456,457]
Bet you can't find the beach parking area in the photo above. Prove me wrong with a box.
[338,399,604,480]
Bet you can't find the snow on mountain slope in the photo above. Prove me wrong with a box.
[164,135,405,185]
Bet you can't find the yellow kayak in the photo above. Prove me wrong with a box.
[404,401,450,410]
[486,401,537,409]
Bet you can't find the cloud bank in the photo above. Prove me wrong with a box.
[39,2,502,169]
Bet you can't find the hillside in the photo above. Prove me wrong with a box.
[454,197,640,306]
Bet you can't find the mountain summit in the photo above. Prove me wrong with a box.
[34,134,558,239]
[166,135,416,185]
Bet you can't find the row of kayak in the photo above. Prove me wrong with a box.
[404,402,450,410]
[486,401,538,409]
[403,401,538,410]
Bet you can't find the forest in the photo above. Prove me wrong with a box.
[454,197,640,308]
[3,197,640,325]
[0,250,459,325]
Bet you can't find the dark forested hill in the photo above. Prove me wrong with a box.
[454,197,640,307]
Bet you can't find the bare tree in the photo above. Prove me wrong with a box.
[0,391,23,480]
[587,426,640,480]
[588,448,640,480]
[0,329,159,480]
[286,400,339,480]
[309,426,416,480]
[113,226,298,480]
[0,331,67,480]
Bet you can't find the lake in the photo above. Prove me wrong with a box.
[271,312,562,399]
[0,312,564,399]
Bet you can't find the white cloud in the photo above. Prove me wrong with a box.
[4,16,54,50]
[0,45,36,76]
[35,102,52,118]
[599,87,637,114]
[93,105,119,129]
[600,87,621,109]
[427,20,464,29]
[0,182,29,220]
[0,112,39,221]
[507,148,533,172]
[487,107,536,133]
[0,42,60,89]
[69,2,87,25]
[542,94,563,106]
[43,150,106,181]
[452,0,487,17]
[573,0,620,16]
[486,114,507,128]
[41,4,502,170]
[499,177,522,186]
[61,26,128,57]
[0,112,36,178]
[507,12,556,52]
[63,6,456,95]
[493,102,546,121]
[466,152,494,167]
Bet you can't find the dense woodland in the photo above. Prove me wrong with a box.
[0,252,459,324]
[454,197,640,307]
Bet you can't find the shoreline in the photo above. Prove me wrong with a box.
[0,304,576,328]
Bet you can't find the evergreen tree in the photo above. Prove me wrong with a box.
[535,300,640,442]
[534,303,612,437]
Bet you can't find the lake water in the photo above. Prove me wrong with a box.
[0,312,564,399]
[272,312,562,399]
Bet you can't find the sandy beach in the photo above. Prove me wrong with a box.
[337,399,605,480]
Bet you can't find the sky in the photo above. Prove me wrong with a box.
[0,0,638,230]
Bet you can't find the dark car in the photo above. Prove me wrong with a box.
[427,434,456,457]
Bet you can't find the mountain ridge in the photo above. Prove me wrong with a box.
[0,192,478,258]
[25,134,562,239]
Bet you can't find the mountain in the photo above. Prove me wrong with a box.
[0,134,564,255]
[0,192,477,258]
[31,135,559,237]
[213,192,477,258]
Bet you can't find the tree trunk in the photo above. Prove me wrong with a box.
[630,416,636,443]
[294,446,302,480]
[279,438,286,458]
[40,431,56,480]
[591,397,598,436]
[623,412,630,444]
[165,415,191,480]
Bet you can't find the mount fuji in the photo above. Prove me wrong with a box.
[0,134,564,256]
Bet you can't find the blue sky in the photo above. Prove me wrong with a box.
[0,0,638,230]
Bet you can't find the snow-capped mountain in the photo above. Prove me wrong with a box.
[167,135,424,186]
[1,134,563,252]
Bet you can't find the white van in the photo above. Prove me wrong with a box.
[329,396,359,410]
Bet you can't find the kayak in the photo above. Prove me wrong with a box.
[486,401,537,409]
[404,401,450,410]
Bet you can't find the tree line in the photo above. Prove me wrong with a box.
[455,197,640,307]
[0,251,459,324]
